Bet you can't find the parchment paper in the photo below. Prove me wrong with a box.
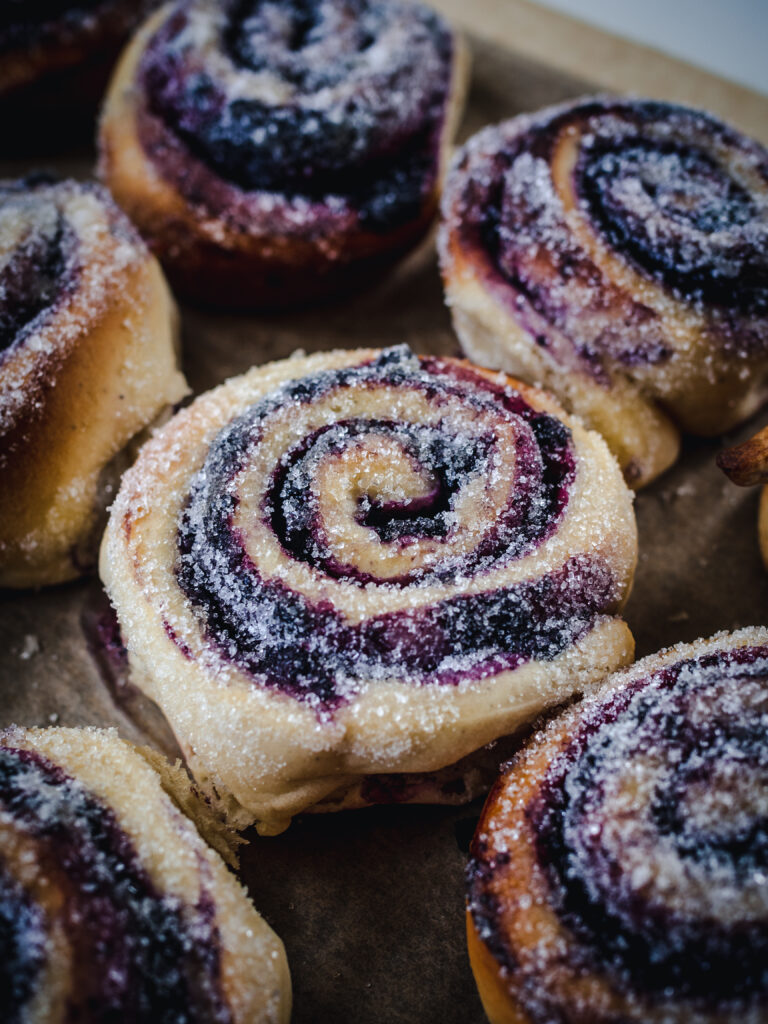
[2,15,768,1023]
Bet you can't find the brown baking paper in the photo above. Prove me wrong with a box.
[2,14,768,1023]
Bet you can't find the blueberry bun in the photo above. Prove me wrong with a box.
[0,175,186,588]
[468,627,768,1023]
[718,424,768,569]
[440,96,768,487]
[98,0,469,308]
[0,725,291,1023]
[101,345,636,834]
[0,0,159,142]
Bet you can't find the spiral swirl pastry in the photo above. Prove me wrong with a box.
[100,345,636,834]
[0,175,187,588]
[0,1,159,139]
[0,726,291,1023]
[440,96,768,488]
[467,627,768,1024]
[98,0,468,308]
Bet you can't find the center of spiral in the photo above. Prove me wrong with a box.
[268,418,498,581]
[577,129,768,309]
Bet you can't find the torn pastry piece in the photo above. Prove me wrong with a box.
[0,175,187,588]
[101,345,636,835]
[0,725,291,1023]
[718,424,768,568]
[467,627,768,1024]
[440,95,768,488]
[98,0,469,307]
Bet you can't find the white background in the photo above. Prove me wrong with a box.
[532,0,768,96]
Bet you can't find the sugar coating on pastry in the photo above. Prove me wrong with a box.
[0,725,291,1023]
[0,175,187,587]
[101,345,636,834]
[439,95,768,488]
[98,0,469,306]
[467,627,768,1024]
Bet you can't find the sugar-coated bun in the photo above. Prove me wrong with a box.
[98,0,469,308]
[0,725,291,1023]
[101,345,636,834]
[0,175,187,588]
[440,96,768,488]
[467,627,768,1024]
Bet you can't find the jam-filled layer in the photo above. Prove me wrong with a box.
[0,177,73,361]
[449,97,768,374]
[175,346,617,712]
[0,746,231,1023]
[0,864,47,1024]
[0,175,150,384]
[528,645,768,1010]
[138,0,455,230]
[571,102,768,313]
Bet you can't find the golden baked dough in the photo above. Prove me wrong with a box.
[0,176,187,587]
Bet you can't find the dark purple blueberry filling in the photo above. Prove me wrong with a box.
[0,864,47,1024]
[269,418,494,571]
[651,728,768,872]
[358,478,449,542]
[0,208,68,360]
[0,748,231,1023]
[578,134,768,313]
[456,98,768,373]
[175,347,597,712]
[225,0,356,84]
[420,355,575,535]
[465,848,518,974]
[140,0,454,230]
[179,520,614,710]
[206,347,573,585]
[528,646,768,1007]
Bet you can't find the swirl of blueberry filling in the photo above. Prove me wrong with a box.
[0,746,231,1024]
[573,102,768,314]
[176,346,618,712]
[0,865,47,1024]
[449,98,768,373]
[138,0,456,229]
[0,177,73,362]
[523,646,768,1011]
